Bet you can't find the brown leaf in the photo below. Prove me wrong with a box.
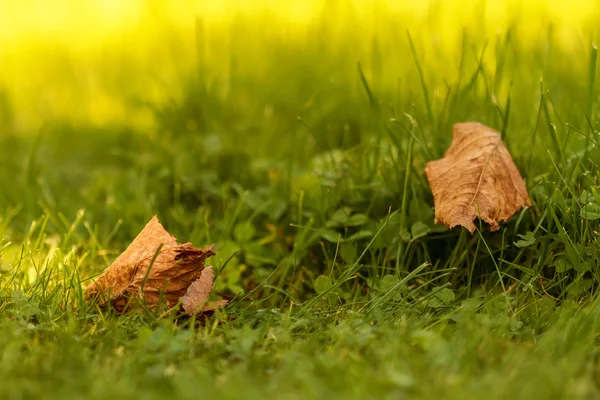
[85,216,216,313]
[202,300,229,312]
[181,267,228,315]
[424,122,531,233]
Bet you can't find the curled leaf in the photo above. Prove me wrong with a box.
[182,267,228,315]
[86,216,217,313]
[424,122,531,232]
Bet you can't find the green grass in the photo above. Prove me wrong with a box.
[2,3,600,399]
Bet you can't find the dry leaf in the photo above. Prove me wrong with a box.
[182,267,228,315]
[86,216,218,314]
[424,122,531,232]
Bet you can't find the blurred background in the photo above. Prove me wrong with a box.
[0,0,596,133]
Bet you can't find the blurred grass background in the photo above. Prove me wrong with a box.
[0,0,597,132]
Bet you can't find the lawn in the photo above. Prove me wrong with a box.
[1,1,600,399]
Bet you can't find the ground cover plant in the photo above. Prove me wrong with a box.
[2,1,600,398]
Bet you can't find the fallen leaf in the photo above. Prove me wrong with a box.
[424,122,531,232]
[181,266,228,315]
[86,216,219,314]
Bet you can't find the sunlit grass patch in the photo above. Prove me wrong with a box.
[0,0,597,130]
